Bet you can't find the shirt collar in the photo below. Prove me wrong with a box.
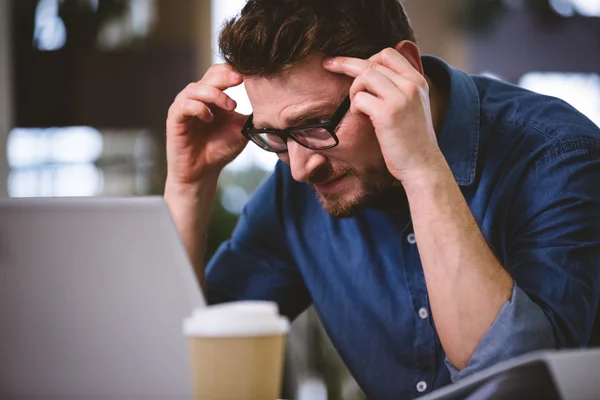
[422,56,480,186]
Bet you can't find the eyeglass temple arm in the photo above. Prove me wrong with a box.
[330,96,351,125]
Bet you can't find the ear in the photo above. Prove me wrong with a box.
[394,40,424,75]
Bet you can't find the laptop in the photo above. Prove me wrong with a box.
[0,197,204,399]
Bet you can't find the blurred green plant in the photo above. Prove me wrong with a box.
[206,187,240,260]
[205,167,272,260]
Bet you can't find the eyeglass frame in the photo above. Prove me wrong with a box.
[241,95,351,154]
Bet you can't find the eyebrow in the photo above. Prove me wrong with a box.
[253,102,336,130]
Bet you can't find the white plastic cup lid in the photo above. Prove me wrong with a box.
[183,301,290,337]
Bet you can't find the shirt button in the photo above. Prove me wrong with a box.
[418,307,429,320]
[407,233,417,244]
[416,381,428,393]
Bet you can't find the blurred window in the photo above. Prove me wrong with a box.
[6,127,158,198]
[33,0,158,51]
[211,0,278,173]
[33,0,67,51]
[519,72,600,127]
[7,127,104,197]
[550,0,600,17]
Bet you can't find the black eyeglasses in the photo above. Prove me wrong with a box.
[241,96,351,153]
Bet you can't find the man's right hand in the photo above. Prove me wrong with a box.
[166,64,249,186]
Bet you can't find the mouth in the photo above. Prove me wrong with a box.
[313,174,348,193]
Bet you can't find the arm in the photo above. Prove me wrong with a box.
[324,47,514,368]
[423,141,600,379]
[323,47,600,376]
[167,162,312,320]
[163,64,248,289]
[403,163,514,370]
[164,174,218,290]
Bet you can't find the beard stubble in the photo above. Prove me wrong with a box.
[308,161,408,218]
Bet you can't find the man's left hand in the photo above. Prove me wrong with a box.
[323,48,444,185]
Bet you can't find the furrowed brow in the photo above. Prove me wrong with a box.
[253,102,334,129]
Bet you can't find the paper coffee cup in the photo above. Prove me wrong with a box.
[183,301,290,400]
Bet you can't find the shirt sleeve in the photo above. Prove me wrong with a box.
[444,283,555,381]
[446,138,600,381]
[205,162,312,321]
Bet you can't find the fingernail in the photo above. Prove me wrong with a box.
[323,57,334,66]
[230,71,242,80]
[227,98,237,110]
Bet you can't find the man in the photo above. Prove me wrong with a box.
[164,0,600,398]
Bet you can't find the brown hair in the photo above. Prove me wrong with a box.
[218,0,416,78]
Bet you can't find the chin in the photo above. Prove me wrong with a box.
[317,185,408,218]
[317,191,369,218]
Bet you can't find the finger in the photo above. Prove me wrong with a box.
[201,64,244,90]
[369,48,425,86]
[364,62,404,86]
[182,83,237,111]
[350,67,403,102]
[170,99,214,124]
[350,64,413,101]
[324,53,424,89]
[322,56,370,78]
[351,91,384,117]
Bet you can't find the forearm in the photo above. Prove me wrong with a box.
[404,161,513,370]
[164,174,219,290]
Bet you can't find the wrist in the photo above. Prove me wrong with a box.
[164,173,219,203]
[401,157,454,200]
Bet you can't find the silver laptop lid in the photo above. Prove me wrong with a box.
[0,197,204,399]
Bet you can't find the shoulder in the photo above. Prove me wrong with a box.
[472,76,600,168]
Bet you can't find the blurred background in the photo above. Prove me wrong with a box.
[1,0,599,398]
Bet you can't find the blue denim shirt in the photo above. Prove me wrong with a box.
[205,56,600,399]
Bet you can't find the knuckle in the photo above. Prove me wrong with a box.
[172,90,185,104]
[191,83,221,102]
[366,61,379,70]
[405,82,420,98]
[381,47,396,58]
[177,100,189,113]
[184,82,197,93]
[204,85,221,98]
[179,83,196,100]
[167,101,183,119]
[205,64,223,75]
[215,89,228,103]
[415,76,428,89]
[350,82,364,98]
[363,64,378,79]
[204,63,229,79]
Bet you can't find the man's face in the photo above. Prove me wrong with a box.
[244,56,404,218]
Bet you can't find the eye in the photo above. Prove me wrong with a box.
[305,117,331,125]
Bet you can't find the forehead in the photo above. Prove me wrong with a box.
[244,56,351,129]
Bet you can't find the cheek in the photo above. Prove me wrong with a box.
[335,114,379,153]
[326,114,386,170]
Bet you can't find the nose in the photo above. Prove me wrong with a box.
[287,140,327,183]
